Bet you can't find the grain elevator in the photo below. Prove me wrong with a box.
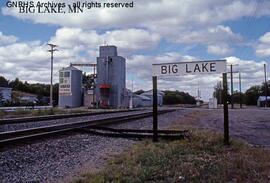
[58,45,128,109]
[96,46,126,108]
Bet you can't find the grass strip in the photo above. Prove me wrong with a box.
[75,129,270,183]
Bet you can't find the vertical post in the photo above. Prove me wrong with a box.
[93,65,96,108]
[50,51,53,107]
[239,73,242,109]
[152,76,158,142]
[223,73,229,145]
[219,81,222,104]
[130,80,133,109]
[264,64,268,108]
[48,43,58,107]
[230,65,234,109]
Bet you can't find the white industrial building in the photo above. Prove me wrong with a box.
[58,66,82,108]
[0,87,12,103]
[19,94,38,103]
[128,90,164,108]
[257,96,270,107]
[140,90,164,106]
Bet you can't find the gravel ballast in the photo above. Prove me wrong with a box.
[0,109,191,183]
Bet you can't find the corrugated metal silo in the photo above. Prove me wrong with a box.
[96,45,126,108]
[58,66,82,108]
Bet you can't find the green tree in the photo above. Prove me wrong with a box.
[0,76,9,87]
[213,82,223,104]
[82,72,96,89]
[0,92,3,106]
[163,90,196,105]
[245,85,262,105]
[231,90,245,104]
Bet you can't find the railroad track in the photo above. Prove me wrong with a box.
[0,109,175,147]
[0,109,142,125]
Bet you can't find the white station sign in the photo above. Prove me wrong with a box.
[152,60,227,76]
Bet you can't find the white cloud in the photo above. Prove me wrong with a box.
[0,32,18,45]
[104,29,160,51]
[0,26,161,84]
[259,32,270,43]
[0,38,83,83]
[0,30,267,101]
[164,25,242,45]
[256,32,270,57]
[207,44,232,56]
[173,25,241,56]
[3,0,269,28]
[50,27,160,52]
[2,0,269,39]
[3,0,267,56]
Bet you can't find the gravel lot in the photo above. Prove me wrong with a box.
[174,108,270,147]
[0,109,191,183]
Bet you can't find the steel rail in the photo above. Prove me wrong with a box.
[0,110,174,146]
[0,109,142,125]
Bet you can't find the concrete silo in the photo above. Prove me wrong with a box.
[96,45,126,108]
[58,66,82,108]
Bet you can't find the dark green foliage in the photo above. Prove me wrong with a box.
[213,81,223,104]
[0,75,59,105]
[163,90,196,105]
[82,72,96,89]
[0,76,9,87]
[213,80,270,106]
[244,81,270,105]
[229,91,244,104]
[244,85,262,105]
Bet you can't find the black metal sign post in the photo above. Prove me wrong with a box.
[152,76,158,142]
[223,73,229,145]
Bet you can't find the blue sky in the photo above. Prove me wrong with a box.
[0,0,269,99]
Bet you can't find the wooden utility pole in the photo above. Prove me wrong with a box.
[239,73,242,108]
[47,43,58,107]
[230,65,234,109]
[264,64,268,107]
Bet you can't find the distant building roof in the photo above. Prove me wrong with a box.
[60,66,81,71]
[134,94,151,101]
[141,90,164,96]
